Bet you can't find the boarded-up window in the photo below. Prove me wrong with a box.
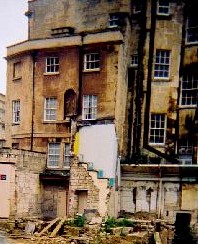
[64,89,76,118]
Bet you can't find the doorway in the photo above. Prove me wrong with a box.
[76,190,88,214]
[57,190,67,217]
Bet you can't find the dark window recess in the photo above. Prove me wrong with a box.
[51,27,74,37]
[133,0,142,14]
[186,4,198,44]
[108,12,127,28]
[133,187,137,205]
[12,143,19,149]
[64,89,77,118]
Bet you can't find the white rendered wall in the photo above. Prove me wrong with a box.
[78,124,118,178]
[0,164,15,218]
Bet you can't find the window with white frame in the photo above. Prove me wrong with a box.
[157,0,170,15]
[12,100,20,124]
[178,139,193,156]
[186,16,198,44]
[64,143,71,167]
[109,14,119,27]
[44,97,57,121]
[149,114,166,144]
[47,143,60,167]
[84,53,100,71]
[45,57,59,73]
[131,54,138,67]
[82,95,97,120]
[154,50,170,79]
[180,74,197,106]
[178,139,193,164]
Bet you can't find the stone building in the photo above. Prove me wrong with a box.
[5,0,197,221]
[0,148,46,218]
[0,93,5,147]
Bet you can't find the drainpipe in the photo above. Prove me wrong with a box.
[133,0,147,156]
[77,33,85,115]
[176,1,187,159]
[30,51,37,151]
[143,0,157,148]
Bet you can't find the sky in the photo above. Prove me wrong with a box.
[0,0,28,94]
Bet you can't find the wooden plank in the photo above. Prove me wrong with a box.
[50,217,66,238]
[37,218,59,237]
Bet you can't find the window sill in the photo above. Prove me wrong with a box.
[43,120,73,124]
[185,42,198,46]
[156,13,171,19]
[12,77,22,81]
[153,77,170,81]
[149,143,165,147]
[46,166,70,171]
[133,10,141,15]
[178,105,197,109]
[46,166,61,169]
[130,64,138,68]
[12,123,20,126]
[83,68,100,73]
[63,166,70,169]
[108,25,118,28]
[82,119,96,121]
[43,120,57,124]
[43,72,59,76]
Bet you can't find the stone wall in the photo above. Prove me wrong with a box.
[68,158,100,217]
[28,0,128,39]
[0,148,46,219]
[121,165,198,224]
[68,158,113,218]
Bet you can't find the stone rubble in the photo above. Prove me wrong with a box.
[0,217,162,244]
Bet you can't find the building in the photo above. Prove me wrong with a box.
[5,0,197,220]
[0,93,5,147]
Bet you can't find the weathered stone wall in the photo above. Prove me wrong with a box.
[121,177,198,224]
[68,158,100,217]
[115,17,132,156]
[68,158,114,217]
[5,54,34,149]
[0,148,46,219]
[28,0,130,39]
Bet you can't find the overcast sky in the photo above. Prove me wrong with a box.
[0,0,28,94]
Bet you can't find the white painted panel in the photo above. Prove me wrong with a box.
[165,191,178,205]
[150,191,157,211]
[0,164,14,218]
[78,124,118,178]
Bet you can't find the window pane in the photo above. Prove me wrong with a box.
[83,95,97,120]
[181,75,197,106]
[48,143,60,167]
[46,57,59,73]
[84,53,100,70]
[154,50,170,78]
[149,114,165,144]
[64,144,71,167]
[45,98,57,121]
[12,100,20,123]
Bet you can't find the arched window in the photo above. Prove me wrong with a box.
[64,89,76,118]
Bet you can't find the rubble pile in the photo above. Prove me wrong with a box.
[0,216,159,244]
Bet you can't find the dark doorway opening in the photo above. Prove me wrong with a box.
[173,213,196,244]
